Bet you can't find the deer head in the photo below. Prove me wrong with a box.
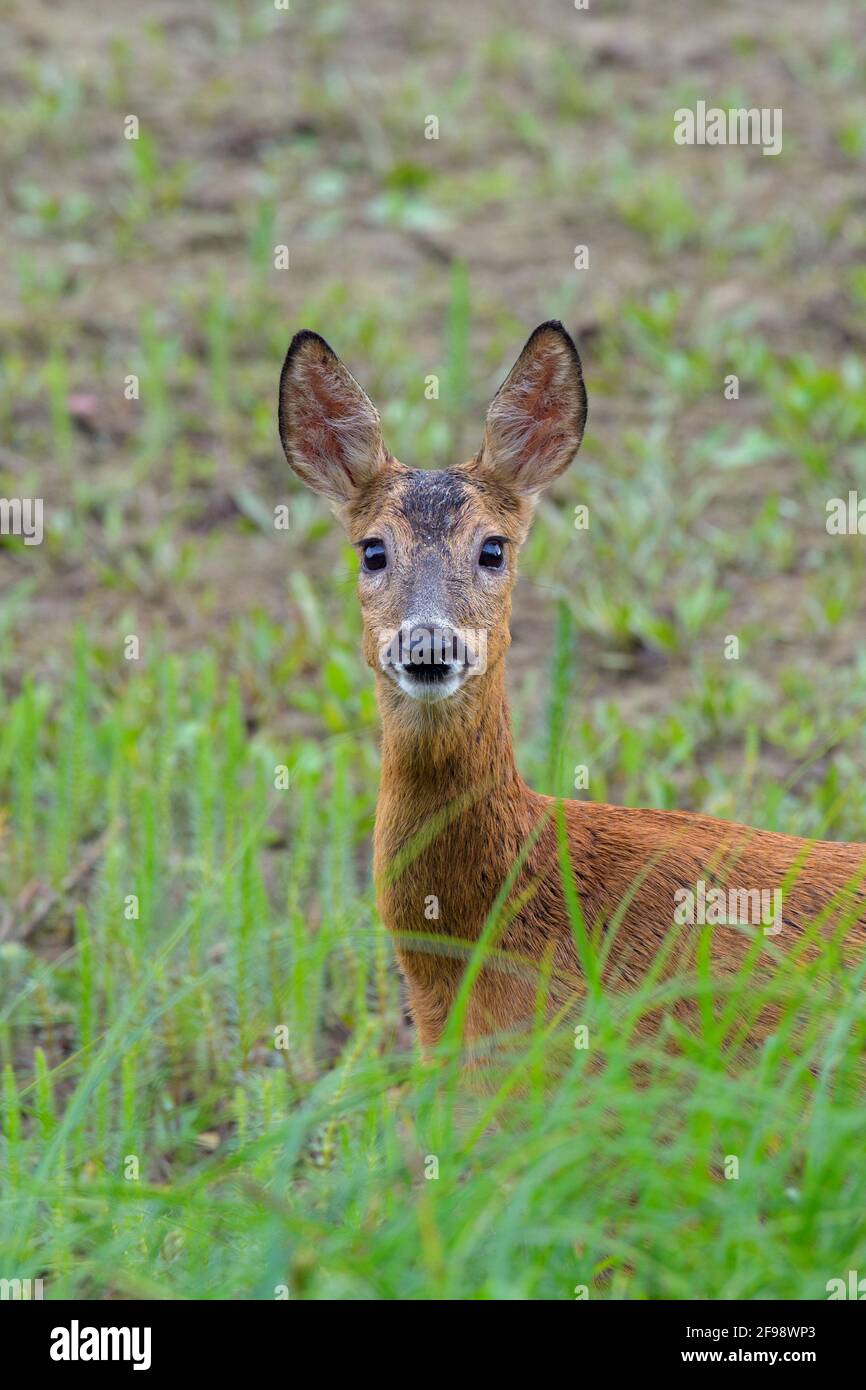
[278,322,587,725]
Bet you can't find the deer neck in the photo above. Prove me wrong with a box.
[378,662,519,807]
[373,660,529,903]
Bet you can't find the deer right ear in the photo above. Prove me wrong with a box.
[476,320,587,498]
[278,331,387,505]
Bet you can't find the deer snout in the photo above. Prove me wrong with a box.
[398,624,462,683]
[378,620,482,700]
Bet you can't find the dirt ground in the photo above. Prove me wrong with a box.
[1,0,864,752]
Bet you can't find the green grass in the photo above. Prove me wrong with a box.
[1,625,866,1299]
[4,277,866,1297]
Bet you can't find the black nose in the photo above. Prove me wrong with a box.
[399,625,456,682]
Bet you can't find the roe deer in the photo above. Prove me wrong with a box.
[278,322,866,1050]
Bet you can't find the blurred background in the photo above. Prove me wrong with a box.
[0,0,865,1299]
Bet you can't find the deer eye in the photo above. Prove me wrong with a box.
[362,539,387,572]
[479,538,505,570]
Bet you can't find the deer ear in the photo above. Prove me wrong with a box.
[477,321,587,497]
[278,331,387,504]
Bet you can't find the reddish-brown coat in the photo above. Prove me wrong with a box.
[375,660,866,1046]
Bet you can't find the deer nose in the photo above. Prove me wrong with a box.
[399,624,458,683]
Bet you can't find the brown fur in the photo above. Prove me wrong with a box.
[279,323,866,1052]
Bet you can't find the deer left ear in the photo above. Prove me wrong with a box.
[278,330,388,506]
[477,321,587,497]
